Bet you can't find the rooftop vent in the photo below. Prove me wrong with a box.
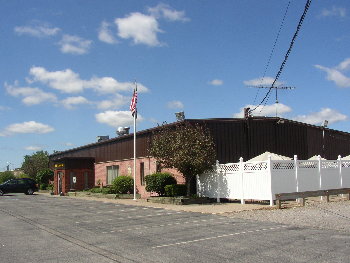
[175,111,185,121]
[97,136,109,142]
[322,120,328,128]
[116,127,130,136]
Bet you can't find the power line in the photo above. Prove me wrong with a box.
[250,0,312,115]
[253,0,291,105]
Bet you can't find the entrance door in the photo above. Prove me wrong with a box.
[58,172,63,194]
[84,172,89,189]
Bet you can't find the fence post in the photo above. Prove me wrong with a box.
[338,155,344,198]
[196,174,200,197]
[294,155,299,193]
[318,155,323,201]
[267,155,273,206]
[239,157,245,204]
[216,160,221,203]
[338,155,343,189]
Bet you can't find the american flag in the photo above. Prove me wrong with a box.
[130,88,137,117]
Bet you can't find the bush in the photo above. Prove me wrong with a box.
[164,184,187,197]
[89,186,115,194]
[40,183,48,190]
[0,171,15,184]
[90,187,103,193]
[101,186,115,194]
[112,176,133,194]
[145,173,177,196]
[17,173,30,178]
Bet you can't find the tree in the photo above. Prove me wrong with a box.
[149,122,216,195]
[21,151,50,179]
[0,171,15,184]
[36,169,54,188]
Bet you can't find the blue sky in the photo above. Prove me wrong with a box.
[1,0,350,170]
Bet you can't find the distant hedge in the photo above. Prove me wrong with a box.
[0,171,15,184]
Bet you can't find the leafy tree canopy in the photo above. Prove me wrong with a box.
[21,151,50,179]
[149,122,216,195]
[36,169,54,185]
[0,171,15,184]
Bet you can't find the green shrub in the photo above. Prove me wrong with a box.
[101,186,115,194]
[90,187,103,193]
[164,184,187,197]
[0,171,15,184]
[145,172,177,196]
[17,173,30,178]
[40,183,48,190]
[112,176,133,194]
[89,186,115,194]
[46,184,54,191]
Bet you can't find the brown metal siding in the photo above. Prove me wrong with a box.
[50,133,152,163]
[50,118,350,164]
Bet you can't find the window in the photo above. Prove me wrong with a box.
[140,162,145,185]
[17,179,26,185]
[106,165,119,185]
[7,180,17,185]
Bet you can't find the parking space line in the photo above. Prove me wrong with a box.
[152,226,287,248]
[104,219,242,234]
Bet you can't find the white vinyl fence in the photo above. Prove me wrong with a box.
[197,155,350,206]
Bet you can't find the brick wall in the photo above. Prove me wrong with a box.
[54,168,94,194]
[95,157,185,198]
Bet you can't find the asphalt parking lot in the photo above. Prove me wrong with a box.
[0,194,349,263]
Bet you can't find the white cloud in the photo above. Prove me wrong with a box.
[14,24,60,38]
[5,82,57,105]
[95,110,143,128]
[0,121,54,136]
[87,77,148,94]
[98,21,118,44]
[315,58,350,88]
[115,12,162,46]
[321,6,346,18]
[148,3,189,22]
[167,100,184,109]
[243,77,283,87]
[58,34,92,55]
[64,142,74,146]
[293,108,347,126]
[208,79,223,86]
[29,67,84,93]
[96,94,128,110]
[234,103,292,118]
[337,58,350,71]
[29,66,149,94]
[61,96,90,109]
[25,145,43,151]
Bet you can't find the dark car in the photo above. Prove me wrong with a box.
[0,178,38,196]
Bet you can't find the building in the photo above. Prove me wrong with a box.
[49,117,350,197]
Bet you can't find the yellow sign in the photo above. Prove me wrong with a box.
[54,163,64,168]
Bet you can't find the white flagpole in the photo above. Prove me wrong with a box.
[133,83,137,200]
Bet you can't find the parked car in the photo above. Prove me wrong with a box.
[0,178,38,196]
